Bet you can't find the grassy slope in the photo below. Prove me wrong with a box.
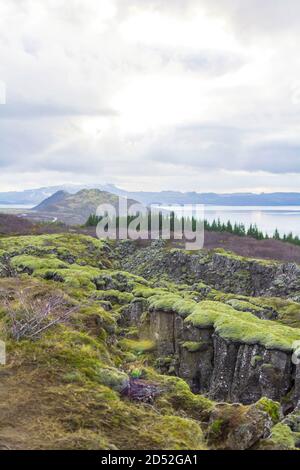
[0,234,299,449]
[0,235,212,450]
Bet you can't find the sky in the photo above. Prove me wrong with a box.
[1,0,300,193]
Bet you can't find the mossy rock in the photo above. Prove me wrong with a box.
[182,341,204,353]
[184,301,300,351]
[258,423,300,450]
[146,290,300,351]
[96,290,134,305]
[95,367,129,393]
[0,234,109,267]
[226,299,265,315]
[256,397,281,424]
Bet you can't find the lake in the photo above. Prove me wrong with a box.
[155,205,300,237]
[1,204,300,237]
[0,204,33,209]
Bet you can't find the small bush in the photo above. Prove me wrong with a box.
[4,290,80,341]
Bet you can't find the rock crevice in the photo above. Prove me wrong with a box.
[124,300,300,408]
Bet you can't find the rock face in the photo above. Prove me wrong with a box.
[211,338,293,404]
[123,300,299,408]
[119,242,300,298]
[120,242,300,410]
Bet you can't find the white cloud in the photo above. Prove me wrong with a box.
[0,0,300,192]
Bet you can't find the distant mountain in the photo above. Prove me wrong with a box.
[34,190,71,211]
[2,184,300,207]
[0,184,121,206]
[108,191,300,206]
[33,189,138,224]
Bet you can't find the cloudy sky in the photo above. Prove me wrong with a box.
[1,0,300,193]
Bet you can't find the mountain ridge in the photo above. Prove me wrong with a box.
[2,185,300,206]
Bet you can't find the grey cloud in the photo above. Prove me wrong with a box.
[180,51,244,75]
[0,101,117,119]
[2,112,300,177]
[147,46,245,76]
[0,119,59,169]
[200,0,300,38]
[244,142,300,173]
[118,0,300,38]
[115,0,193,19]
[1,0,300,192]
[145,125,300,174]
[146,125,244,170]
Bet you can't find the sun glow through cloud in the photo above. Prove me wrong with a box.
[1,0,300,192]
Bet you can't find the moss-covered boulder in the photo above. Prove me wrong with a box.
[206,399,275,450]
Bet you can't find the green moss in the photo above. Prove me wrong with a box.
[119,338,156,354]
[143,415,206,450]
[0,234,108,266]
[133,286,170,299]
[249,297,300,328]
[52,266,100,289]
[10,253,109,291]
[264,423,299,450]
[182,341,203,353]
[96,289,134,305]
[250,355,263,367]
[0,297,211,449]
[209,418,224,438]
[94,270,148,292]
[150,373,214,420]
[261,363,274,370]
[7,233,300,450]
[185,301,300,352]
[61,371,85,384]
[0,246,214,450]
[130,368,143,379]
[11,254,69,272]
[76,304,116,331]
[205,291,300,329]
[95,367,129,392]
[148,293,195,318]
[212,248,278,266]
[143,290,300,351]
[135,286,300,351]
[13,326,109,372]
[226,299,264,315]
[256,397,280,424]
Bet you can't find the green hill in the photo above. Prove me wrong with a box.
[33,189,138,225]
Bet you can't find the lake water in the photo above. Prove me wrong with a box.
[0,204,33,209]
[155,205,300,237]
[1,204,300,237]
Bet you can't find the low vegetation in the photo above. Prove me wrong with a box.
[86,212,300,248]
[0,232,299,450]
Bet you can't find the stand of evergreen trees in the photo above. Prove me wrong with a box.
[85,213,300,247]
[204,219,300,246]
